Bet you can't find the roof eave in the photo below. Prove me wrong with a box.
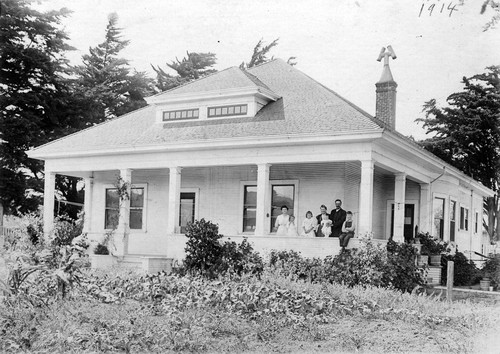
[28,130,384,160]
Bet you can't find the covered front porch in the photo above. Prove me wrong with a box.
[43,153,432,260]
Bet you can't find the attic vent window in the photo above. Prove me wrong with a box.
[208,104,247,118]
[163,108,199,121]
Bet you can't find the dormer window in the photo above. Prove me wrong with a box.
[163,108,199,121]
[208,104,248,118]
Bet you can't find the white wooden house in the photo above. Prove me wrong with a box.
[28,56,493,262]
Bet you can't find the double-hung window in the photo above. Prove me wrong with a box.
[460,206,469,231]
[433,197,445,239]
[105,186,146,230]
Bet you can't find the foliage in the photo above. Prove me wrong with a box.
[386,240,426,292]
[94,243,110,255]
[478,0,500,31]
[152,51,217,92]
[3,213,89,302]
[1,266,499,352]
[417,232,449,255]
[183,219,263,278]
[441,250,481,286]
[481,254,500,287]
[0,0,84,215]
[240,38,297,69]
[74,13,154,123]
[416,66,500,243]
[268,237,424,292]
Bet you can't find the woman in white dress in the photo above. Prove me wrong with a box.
[301,211,317,237]
[275,205,290,235]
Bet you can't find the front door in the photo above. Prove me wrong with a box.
[390,203,415,242]
[179,192,196,233]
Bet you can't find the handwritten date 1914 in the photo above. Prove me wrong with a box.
[419,2,458,17]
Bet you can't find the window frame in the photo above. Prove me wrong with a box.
[239,179,299,235]
[432,196,446,239]
[179,188,199,234]
[449,199,457,242]
[459,205,469,231]
[103,183,148,232]
[207,104,248,118]
[162,108,199,122]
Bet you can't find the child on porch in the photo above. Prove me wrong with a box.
[287,215,299,236]
[339,211,356,251]
[301,211,317,237]
[320,213,332,237]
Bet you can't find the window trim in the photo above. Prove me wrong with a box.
[239,179,299,235]
[475,210,479,234]
[179,188,199,234]
[207,104,248,118]
[449,198,457,242]
[162,108,199,122]
[103,183,148,232]
[459,205,469,231]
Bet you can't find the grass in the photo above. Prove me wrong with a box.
[1,268,499,353]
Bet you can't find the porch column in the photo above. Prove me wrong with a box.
[116,169,132,255]
[167,167,182,234]
[358,160,374,236]
[393,173,407,242]
[255,163,270,236]
[43,171,56,237]
[83,174,94,233]
[419,183,431,234]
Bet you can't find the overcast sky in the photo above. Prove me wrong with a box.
[36,0,499,139]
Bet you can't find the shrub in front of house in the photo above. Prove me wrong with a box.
[440,250,481,286]
[481,254,500,288]
[183,219,263,278]
[385,240,425,292]
[268,237,424,292]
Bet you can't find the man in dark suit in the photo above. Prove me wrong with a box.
[316,204,329,237]
[329,199,346,237]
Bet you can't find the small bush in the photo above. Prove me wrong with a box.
[183,219,263,278]
[481,254,500,287]
[417,232,448,255]
[441,250,481,286]
[386,240,425,292]
[94,243,109,255]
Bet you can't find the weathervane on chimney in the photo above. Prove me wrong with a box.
[377,46,397,65]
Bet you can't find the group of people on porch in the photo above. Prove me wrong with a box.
[273,199,356,249]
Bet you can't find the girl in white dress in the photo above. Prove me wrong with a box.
[287,215,299,236]
[275,205,290,235]
[301,211,317,237]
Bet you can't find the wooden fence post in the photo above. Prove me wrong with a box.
[447,261,454,303]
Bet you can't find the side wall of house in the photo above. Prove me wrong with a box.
[429,178,485,260]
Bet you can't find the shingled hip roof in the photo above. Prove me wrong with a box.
[29,59,383,158]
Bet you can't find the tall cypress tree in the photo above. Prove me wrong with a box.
[0,0,82,215]
[75,13,154,124]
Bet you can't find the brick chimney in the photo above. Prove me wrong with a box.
[375,46,397,129]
